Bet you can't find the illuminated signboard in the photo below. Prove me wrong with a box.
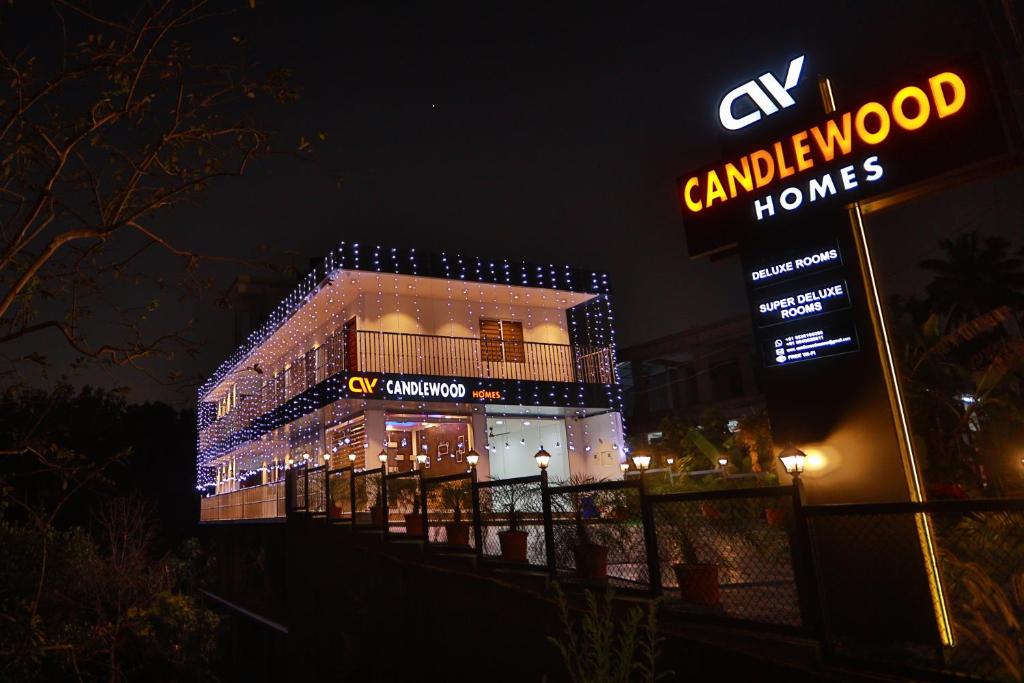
[747,240,843,288]
[762,319,860,366]
[344,374,505,402]
[754,279,851,327]
[680,55,1014,258]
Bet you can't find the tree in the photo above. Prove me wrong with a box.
[918,231,1024,328]
[0,0,303,386]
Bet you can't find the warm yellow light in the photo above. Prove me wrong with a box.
[466,449,480,467]
[619,462,629,473]
[778,446,806,476]
[631,454,651,471]
[534,448,551,470]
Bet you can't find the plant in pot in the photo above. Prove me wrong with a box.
[556,475,608,582]
[399,481,424,536]
[365,476,385,527]
[489,479,533,562]
[671,516,721,608]
[439,481,470,546]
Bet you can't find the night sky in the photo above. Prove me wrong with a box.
[10,1,1024,404]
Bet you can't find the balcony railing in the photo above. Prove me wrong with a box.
[353,330,614,385]
[199,480,284,521]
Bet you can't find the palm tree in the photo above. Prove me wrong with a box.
[919,232,1024,328]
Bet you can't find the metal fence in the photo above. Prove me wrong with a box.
[283,468,1024,682]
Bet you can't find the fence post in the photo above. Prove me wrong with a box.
[381,467,389,538]
[471,467,483,562]
[350,467,357,531]
[325,464,331,518]
[304,465,310,514]
[541,469,556,577]
[285,469,293,514]
[788,483,822,637]
[639,474,662,596]
[420,473,430,547]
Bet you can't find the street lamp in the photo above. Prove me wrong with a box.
[778,445,807,480]
[416,452,428,466]
[466,449,480,467]
[631,453,651,471]
[666,457,674,466]
[718,456,729,477]
[348,452,357,466]
[619,462,629,474]
[534,447,551,470]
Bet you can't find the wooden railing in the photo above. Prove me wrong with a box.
[199,480,284,522]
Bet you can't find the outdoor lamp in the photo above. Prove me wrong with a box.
[466,449,480,467]
[619,462,629,474]
[378,450,389,464]
[324,453,331,462]
[348,452,357,464]
[718,457,728,468]
[631,453,651,471]
[303,453,310,461]
[666,457,675,465]
[778,445,807,479]
[534,447,551,470]
[416,452,428,465]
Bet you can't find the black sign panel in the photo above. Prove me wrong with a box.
[747,239,843,288]
[681,54,1015,258]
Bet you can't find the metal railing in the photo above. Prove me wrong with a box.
[355,330,615,384]
[279,466,1024,682]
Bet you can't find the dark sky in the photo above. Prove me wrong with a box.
[10,1,1024,405]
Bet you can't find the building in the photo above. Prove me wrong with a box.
[617,315,764,441]
[197,242,625,521]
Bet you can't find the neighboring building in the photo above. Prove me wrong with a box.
[220,274,300,347]
[198,242,625,520]
[617,315,764,441]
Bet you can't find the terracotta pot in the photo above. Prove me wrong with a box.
[444,521,470,546]
[328,500,343,519]
[370,506,385,526]
[404,512,425,536]
[764,507,785,527]
[498,530,528,562]
[573,543,608,581]
[700,502,721,520]
[673,563,720,606]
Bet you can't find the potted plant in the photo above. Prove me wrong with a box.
[557,475,608,582]
[671,516,720,607]
[439,481,470,546]
[489,479,533,562]
[400,481,424,536]
[366,476,385,526]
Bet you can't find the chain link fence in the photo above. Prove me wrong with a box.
[477,476,547,566]
[548,479,649,590]
[651,488,801,628]
[422,473,476,550]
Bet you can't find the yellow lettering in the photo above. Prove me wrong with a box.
[929,71,966,118]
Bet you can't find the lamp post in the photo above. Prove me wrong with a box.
[378,449,389,473]
[631,453,651,471]
[348,451,357,469]
[534,447,551,471]
[718,456,729,478]
[778,445,807,482]
[466,448,480,469]
[619,462,629,475]
[416,452,428,468]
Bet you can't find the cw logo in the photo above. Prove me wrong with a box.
[347,376,379,394]
[719,55,805,131]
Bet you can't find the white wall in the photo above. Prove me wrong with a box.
[565,412,626,480]
[483,417,569,482]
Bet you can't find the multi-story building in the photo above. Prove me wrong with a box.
[198,242,625,521]
[617,315,764,441]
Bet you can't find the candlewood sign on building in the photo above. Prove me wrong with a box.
[197,243,626,521]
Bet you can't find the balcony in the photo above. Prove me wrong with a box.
[199,481,284,521]
[353,330,615,385]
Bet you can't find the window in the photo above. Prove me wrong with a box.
[479,319,525,363]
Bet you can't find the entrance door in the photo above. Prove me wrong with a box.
[343,317,358,371]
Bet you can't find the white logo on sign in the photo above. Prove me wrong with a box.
[718,55,805,131]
